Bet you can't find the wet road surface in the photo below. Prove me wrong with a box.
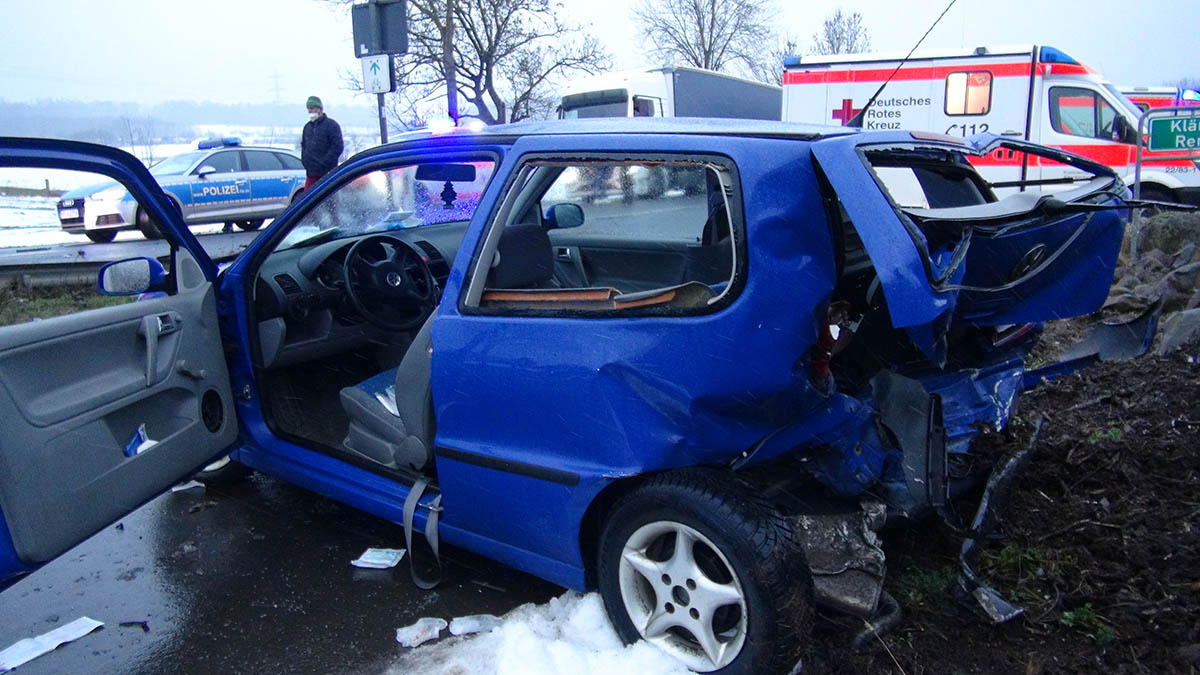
[0,473,562,674]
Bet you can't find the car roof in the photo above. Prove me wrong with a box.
[374,118,854,149]
[203,146,298,155]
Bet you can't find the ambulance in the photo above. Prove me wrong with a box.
[783,45,1200,205]
[1119,86,1200,113]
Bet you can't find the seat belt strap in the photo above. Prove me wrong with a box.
[402,478,443,590]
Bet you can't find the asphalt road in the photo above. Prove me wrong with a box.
[0,473,561,674]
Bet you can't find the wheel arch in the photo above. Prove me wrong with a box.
[578,472,655,588]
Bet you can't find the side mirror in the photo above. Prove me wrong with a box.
[1113,116,1138,145]
[196,165,217,178]
[545,203,585,229]
[98,257,167,296]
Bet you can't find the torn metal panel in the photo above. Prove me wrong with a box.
[957,418,1042,623]
[1024,301,1161,389]
[791,502,888,618]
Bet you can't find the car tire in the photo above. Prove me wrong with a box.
[135,196,180,240]
[193,455,252,485]
[290,189,305,204]
[236,219,264,231]
[597,469,814,674]
[85,230,117,243]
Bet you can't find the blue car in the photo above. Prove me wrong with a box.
[56,137,306,243]
[0,121,1139,673]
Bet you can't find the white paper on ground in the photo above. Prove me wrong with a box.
[0,617,104,671]
[395,617,447,648]
[351,548,406,569]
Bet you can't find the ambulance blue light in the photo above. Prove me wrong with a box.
[1038,47,1078,65]
[198,137,242,150]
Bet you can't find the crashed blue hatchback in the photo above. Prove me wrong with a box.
[0,119,1143,673]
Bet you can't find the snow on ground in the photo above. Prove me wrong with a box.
[385,592,692,675]
[0,193,230,249]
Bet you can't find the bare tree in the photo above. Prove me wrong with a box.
[747,35,800,86]
[810,9,870,56]
[322,0,609,126]
[632,0,775,73]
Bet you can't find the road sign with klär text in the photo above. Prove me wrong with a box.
[1148,115,1200,152]
[362,54,395,94]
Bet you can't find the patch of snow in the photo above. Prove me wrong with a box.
[386,592,692,675]
[396,617,448,648]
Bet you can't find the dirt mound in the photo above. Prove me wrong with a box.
[813,341,1200,674]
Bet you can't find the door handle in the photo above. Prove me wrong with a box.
[138,313,181,386]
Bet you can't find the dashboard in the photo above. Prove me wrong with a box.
[252,221,466,369]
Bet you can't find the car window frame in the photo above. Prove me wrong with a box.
[458,151,747,319]
[242,149,285,172]
[193,149,243,175]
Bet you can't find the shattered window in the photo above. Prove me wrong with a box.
[469,158,741,315]
[274,160,496,250]
[945,71,992,116]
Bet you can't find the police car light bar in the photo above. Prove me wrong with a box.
[198,137,242,149]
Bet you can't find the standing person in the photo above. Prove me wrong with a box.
[301,95,344,190]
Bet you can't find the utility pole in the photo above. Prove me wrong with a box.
[443,0,457,121]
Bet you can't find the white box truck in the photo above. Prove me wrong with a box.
[558,66,781,120]
[782,45,1200,205]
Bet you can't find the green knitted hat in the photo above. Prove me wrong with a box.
[306,96,323,109]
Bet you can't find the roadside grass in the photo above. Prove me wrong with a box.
[894,567,956,608]
[0,283,131,326]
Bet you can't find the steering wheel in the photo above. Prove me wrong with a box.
[343,235,438,331]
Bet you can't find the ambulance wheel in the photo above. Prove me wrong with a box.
[236,219,264,231]
[85,230,117,243]
[1137,185,1172,218]
[597,469,814,674]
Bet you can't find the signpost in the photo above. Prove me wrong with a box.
[1148,116,1200,152]
[352,0,407,145]
[1131,105,1200,258]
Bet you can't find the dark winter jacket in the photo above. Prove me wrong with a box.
[301,115,344,179]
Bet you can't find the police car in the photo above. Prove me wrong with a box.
[57,137,307,242]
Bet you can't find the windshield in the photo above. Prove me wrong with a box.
[1102,83,1145,121]
[149,151,206,177]
[274,160,497,250]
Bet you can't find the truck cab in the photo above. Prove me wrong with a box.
[558,66,781,120]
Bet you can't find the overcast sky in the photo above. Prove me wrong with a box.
[0,0,1196,111]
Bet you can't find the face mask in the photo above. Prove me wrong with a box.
[309,112,320,122]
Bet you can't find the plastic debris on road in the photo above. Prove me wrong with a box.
[169,480,205,493]
[448,614,502,636]
[395,618,446,648]
[0,617,104,671]
[351,548,406,569]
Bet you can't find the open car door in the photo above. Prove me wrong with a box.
[0,138,238,581]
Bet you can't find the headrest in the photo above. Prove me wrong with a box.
[490,223,554,289]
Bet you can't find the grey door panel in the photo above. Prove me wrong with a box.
[0,281,237,565]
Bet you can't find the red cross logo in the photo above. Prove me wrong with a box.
[832,98,862,125]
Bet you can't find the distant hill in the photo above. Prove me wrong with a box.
[0,99,380,145]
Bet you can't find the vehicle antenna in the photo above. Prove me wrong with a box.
[846,0,958,128]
